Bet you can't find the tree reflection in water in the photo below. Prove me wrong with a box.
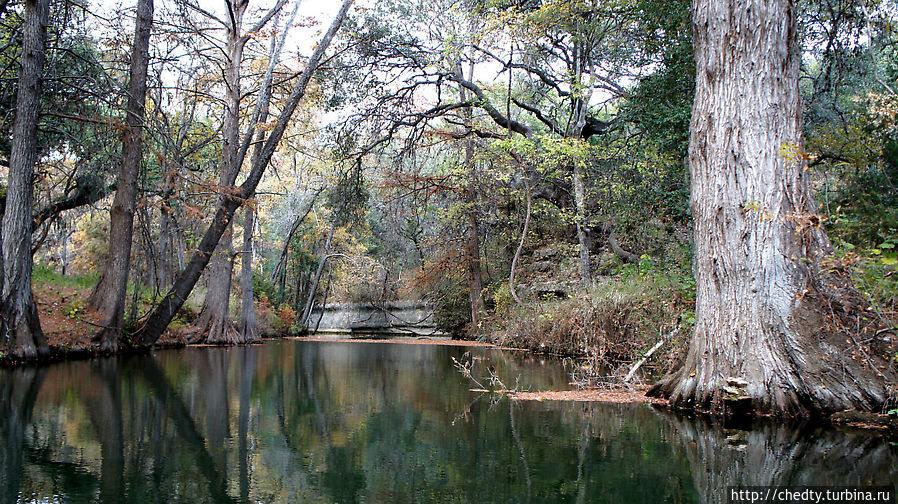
[659,411,897,504]
[0,340,894,503]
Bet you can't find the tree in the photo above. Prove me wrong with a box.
[1,0,50,359]
[133,0,355,348]
[89,0,155,352]
[239,0,302,342]
[189,0,284,344]
[338,0,645,306]
[649,0,891,416]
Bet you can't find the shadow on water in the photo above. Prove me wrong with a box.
[0,340,894,503]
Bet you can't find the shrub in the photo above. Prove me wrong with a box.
[274,304,296,333]
[489,266,693,377]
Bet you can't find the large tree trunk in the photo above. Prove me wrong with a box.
[650,0,890,416]
[89,0,154,352]
[238,3,299,341]
[455,60,485,331]
[133,0,354,349]
[0,0,49,359]
[193,2,247,345]
[463,152,485,331]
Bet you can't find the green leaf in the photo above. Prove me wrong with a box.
[882,256,897,266]
[872,248,882,255]
[880,242,895,249]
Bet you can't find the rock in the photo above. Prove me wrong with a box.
[529,261,554,273]
[530,281,572,300]
[595,251,618,274]
[533,245,560,261]
[722,377,751,402]
[726,377,749,387]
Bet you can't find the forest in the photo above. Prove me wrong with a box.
[0,0,896,419]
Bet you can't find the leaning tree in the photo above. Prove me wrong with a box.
[649,0,893,416]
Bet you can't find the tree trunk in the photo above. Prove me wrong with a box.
[649,0,890,416]
[509,182,531,305]
[301,227,334,327]
[464,158,485,330]
[89,0,154,352]
[455,59,485,331]
[0,0,49,359]
[237,2,298,340]
[601,220,638,264]
[193,3,247,345]
[238,204,258,340]
[132,0,353,348]
[571,162,591,288]
[570,41,593,289]
[156,166,178,290]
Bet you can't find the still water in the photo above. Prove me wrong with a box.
[0,339,895,503]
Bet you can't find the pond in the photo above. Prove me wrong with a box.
[0,339,895,503]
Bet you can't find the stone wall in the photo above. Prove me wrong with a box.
[308,301,440,336]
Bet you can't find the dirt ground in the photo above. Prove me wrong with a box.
[469,386,666,405]
[32,283,184,352]
[33,282,106,350]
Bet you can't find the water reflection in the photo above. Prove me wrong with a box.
[0,340,894,503]
[660,412,897,504]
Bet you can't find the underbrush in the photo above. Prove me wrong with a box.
[33,263,98,290]
[488,265,694,377]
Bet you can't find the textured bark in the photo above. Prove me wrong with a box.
[89,0,154,352]
[464,158,485,329]
[238,4,298,341]
[133,0,354,348]
[0,0,49,359]
[193,1,248,345]
[455,60,485,330]
[650,0,890,416]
